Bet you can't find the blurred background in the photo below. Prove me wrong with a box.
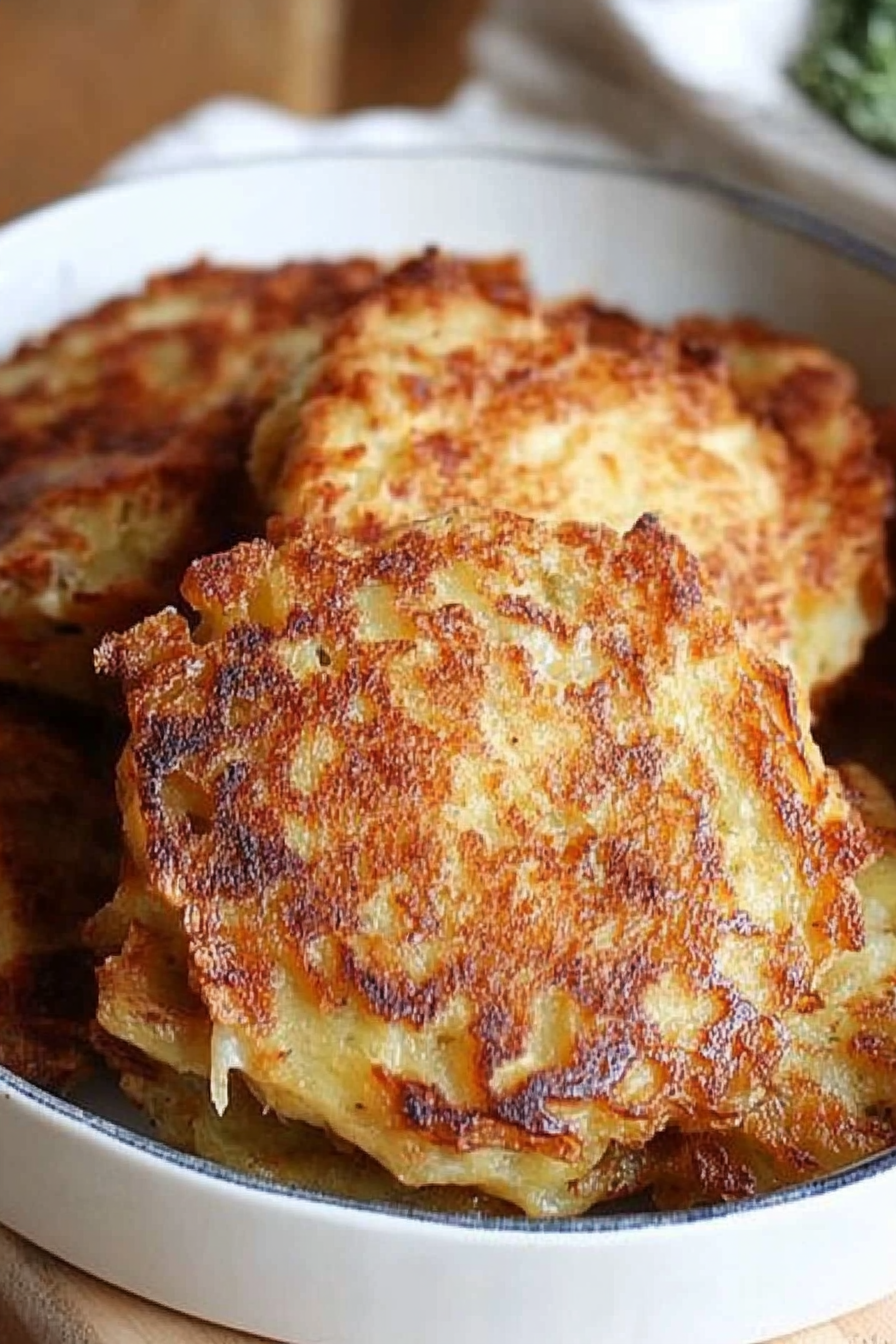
[0,0,483,223]
[1,2,893,247]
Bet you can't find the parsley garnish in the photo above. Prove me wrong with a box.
[793,0,896,156]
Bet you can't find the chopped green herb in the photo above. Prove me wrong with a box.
[793,0,896,156]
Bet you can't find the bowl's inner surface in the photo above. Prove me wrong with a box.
[3,155,896,1226]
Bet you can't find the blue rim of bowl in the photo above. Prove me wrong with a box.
[2,145,896,1235]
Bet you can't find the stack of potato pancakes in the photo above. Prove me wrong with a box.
[3,247,896,1217]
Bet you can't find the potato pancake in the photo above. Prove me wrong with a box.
[634,764,896,1208]
[89,764,896,1213]
[0,692,119,1089]
[737,763,896,1187]
[0,258,380,703]
[87,890,665,1214]
[94,508,868,1216]
[253,250,890,697]
[88,846,669,1215]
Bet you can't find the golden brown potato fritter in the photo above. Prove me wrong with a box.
[0,258,380,703]
[631,765,896,1208]
[88,763,896,1214]
[95,508,869,1216]
[253,250,890,698]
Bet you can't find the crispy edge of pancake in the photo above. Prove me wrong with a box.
[570,301,895,700]
[736,764,896,1177]
[88,923,661,1216]
[626,764,896,1208]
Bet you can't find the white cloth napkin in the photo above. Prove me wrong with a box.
[473,0,896,249]
[102,84,620,182]
[103,0,896,253]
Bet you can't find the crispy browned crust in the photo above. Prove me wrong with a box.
[96,507,868,1215]
[87,762,896,1214]
[672,314,892,686]
[0,258,381,703]
[632,764,896,1208]
[249,250,532,505]
[88,901,646,1213]
[255,251,891,698]
[0,691,120,1089]
[735,763,896,1178]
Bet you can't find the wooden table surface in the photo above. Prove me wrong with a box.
[1,1221,895,1344]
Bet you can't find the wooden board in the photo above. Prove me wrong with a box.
[0,0,490,224]
[0,0,486,225]
[0,0,345,223]
[1,1222,895,1344]
[340,0,483,111]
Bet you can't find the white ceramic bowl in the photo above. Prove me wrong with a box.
[2,152,896,1344]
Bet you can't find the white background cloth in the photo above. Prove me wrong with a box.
[104,0,896,252]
